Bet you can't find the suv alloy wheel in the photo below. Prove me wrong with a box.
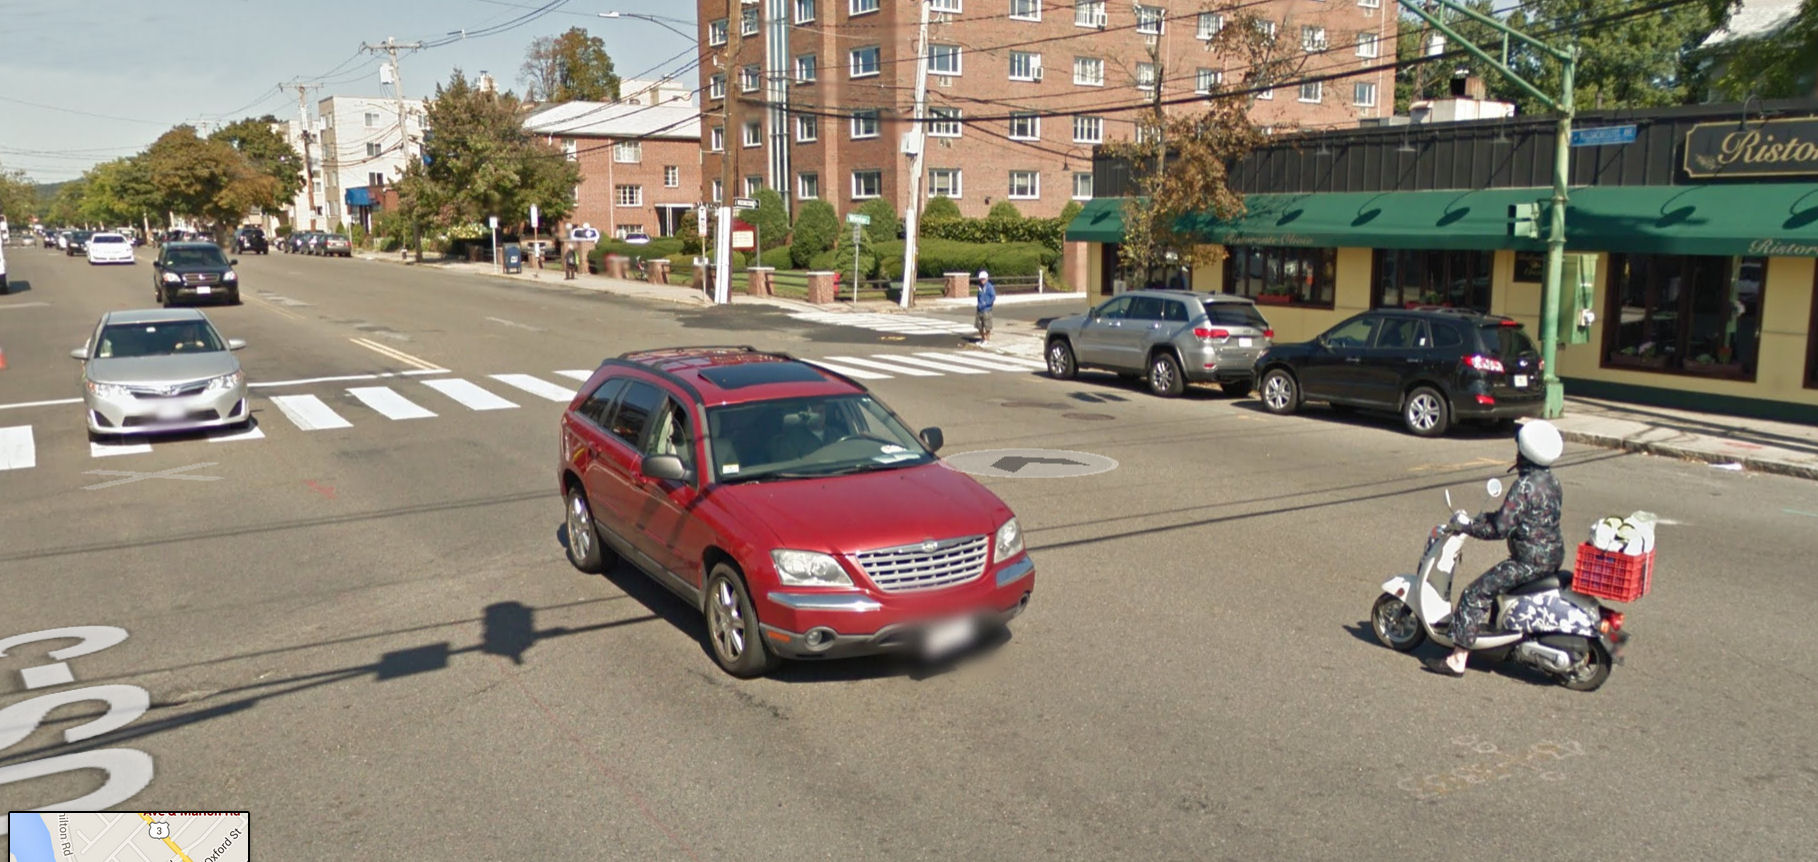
[704,563,780,677]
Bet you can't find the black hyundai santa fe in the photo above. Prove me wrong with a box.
[1253,308,1544,437]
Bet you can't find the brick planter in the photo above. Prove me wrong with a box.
[604,255,628,279]
[747,266,775,296]
[648,259,671,284]
[807,271,837,304]
[944,272,971,299]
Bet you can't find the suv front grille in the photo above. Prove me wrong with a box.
[181,272,221,285]
[852,535,989,593]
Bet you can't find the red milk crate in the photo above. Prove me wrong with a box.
[1572,543,1654,602]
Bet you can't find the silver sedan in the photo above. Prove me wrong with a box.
[71,309,250,439]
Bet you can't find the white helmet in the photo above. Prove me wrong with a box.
[1517,419,1564,467]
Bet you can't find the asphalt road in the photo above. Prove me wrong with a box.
[3,246,1815,859]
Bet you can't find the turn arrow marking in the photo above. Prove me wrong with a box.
[992,455,1086,473]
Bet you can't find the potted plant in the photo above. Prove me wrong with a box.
[1255,285,1295,305]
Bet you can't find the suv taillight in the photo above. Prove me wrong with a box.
[1193,327,1230,341]
[1263,329,1275,339]
[1464,354,1505,374]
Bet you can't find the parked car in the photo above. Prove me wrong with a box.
[42,230,58,249]
[1253,308,1545,437]
[304,232,329,255]
[233,227,269,255]
[558,346,1036,677]
[1,239,8,294]
[70,308,250,441]
[85,232,134,265]
[321,233,351,257]
[1044,290,1275,397]
[152,242,240,306]
[64,230,94,256]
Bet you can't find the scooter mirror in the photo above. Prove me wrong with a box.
[1444,489,1453,510]
[1486,478,1504,498]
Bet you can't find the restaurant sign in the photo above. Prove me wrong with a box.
[1684,117,1818,179]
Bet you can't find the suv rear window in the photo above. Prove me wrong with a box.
[1201,301,1269,329]
[1482,324,1538,359]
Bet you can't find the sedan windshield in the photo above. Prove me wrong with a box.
[707,394,933,483]
[165,247,227,267]
[95,321,225,358]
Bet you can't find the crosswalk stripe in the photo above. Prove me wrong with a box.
[915,351,1044,372]
[863,354,987,374]
[0,426,35,470]
[555,369,595,382]
[91,440,152,457]
[422,378,518,411]
[348,386,437,420]
[209,424,265,443]
[822,355,941,376]
[490,374,575,402]
[269,394,353,430]
[801,359,891,380]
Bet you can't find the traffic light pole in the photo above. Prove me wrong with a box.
[1398,0,1575,417]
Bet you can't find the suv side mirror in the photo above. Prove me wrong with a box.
[229,259,239,266]
[642,454,689,482]
[919,426,944,452]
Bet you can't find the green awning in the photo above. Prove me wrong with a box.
[1064,196,1130,243]
[1566,183,1818,257]
[1181,188,1554,251]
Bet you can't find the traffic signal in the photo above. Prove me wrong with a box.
[1508,202,1542,239]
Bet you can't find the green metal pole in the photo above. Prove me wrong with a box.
[1540,47,1576,419]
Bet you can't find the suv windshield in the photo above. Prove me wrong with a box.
[96,321,225,358]
[707,394,933,482]
[165,246,227,267]
[1201,301,1270,329]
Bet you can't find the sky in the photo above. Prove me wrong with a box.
[0,0,699,183]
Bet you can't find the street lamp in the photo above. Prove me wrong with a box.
[597,11,696,41]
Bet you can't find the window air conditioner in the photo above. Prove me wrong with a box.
[1032,66,1043,82]
[938,76,953,87]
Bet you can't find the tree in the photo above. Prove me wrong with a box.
[923,195,962,221]
[47,178,88,226]
[737,188,790,251]
[986,200,1023,221]
[790,199,838,267]
[0,163,36,222]
[140,126,277,236]
[395,70,582,235]
[677,208,702,254]
[1701,0,1818,100]
[209,116,305,208]
[77,157,157,227]
[855,198,899,243]
[521,27,622,102]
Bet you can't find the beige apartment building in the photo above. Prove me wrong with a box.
[697,0,1398,219]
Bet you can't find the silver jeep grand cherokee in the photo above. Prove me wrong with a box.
[1043,290,1274,397]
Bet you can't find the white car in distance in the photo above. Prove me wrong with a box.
[87,232,135,265]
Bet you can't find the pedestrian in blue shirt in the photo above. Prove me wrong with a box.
[975,269,996,345]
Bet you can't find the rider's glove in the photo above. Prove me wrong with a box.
[1450,510,1474,532]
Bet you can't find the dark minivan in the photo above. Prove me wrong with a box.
[1253,308,1543,437]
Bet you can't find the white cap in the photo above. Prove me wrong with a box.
[977,269,989,280]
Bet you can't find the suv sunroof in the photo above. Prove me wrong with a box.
[696,361,830,389]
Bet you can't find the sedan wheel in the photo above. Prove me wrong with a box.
[1403,386,1451,437]
[1046,340,1077,380]
[704,564,780,677]
[1259,368,1300,415]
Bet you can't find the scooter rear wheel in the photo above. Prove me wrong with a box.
[1558,640,1613,692]
[1372,594,1427,652]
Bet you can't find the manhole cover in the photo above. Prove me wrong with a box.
[945,448,1118,478]
[1061,412,1116,421]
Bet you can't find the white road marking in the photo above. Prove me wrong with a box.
[0,301,52,311]
[269,394,353,430]
[800,359,891,380]
[486,316,546,332]
[822,355,940,376]
[348,386,437,420]
[422,378,518,411]
[248,369,445,389]
[0,426,35,470]
[863,354,988,374]
[555,369,595,382]
[209,424,265,443]
[90,440,153,457]
[0,397,84,411]
[915,351,1045,371]
[489,374,574,402]
[349,337,444,372]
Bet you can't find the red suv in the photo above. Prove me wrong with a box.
[557,346,1036,676]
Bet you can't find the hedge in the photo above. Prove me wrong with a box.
[875,238,1055,279]
[759,245,793,269]
[919,216,1065,253]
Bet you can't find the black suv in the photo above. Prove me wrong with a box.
[233,227,269,255]
[153,242,240,306]
[64,230,93,256]
[1254,308,1544,437]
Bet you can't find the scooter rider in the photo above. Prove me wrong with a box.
[1424,420,1566,677]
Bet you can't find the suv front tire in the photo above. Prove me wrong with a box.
[704,563,780,678]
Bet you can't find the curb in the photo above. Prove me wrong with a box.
[1557,429,1818,481]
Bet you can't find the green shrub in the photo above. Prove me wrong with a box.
[738,188,791,249]
[677,210,702,254]
[1058,199,1083,226]
[986,200,1023,220]
[349,223,368,247]
[813,231,878,277]
[759,245,793,269]
[922,195,962,222]
[274,225,293,238]
[791,200,838,267]
[875,238,1054,279]
[920,215,1065,253]
[855,198,900,243]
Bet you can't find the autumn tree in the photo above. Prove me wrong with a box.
[520,27,622,102]
[140,126,278,237]
[209,116,305,207]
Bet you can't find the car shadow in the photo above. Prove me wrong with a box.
[1229,398,1514,438]
[2,279,31,294]
[1346,621,1561,687]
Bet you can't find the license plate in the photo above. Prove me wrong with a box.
[155,405,187,421]
[921,617,976,660]
[196,285,211,295]
[1238,337,1253,347]
[1514,374,1529,387]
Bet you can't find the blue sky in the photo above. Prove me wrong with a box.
[0,0,698,182]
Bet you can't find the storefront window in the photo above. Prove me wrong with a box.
[1809,266,1818,389]
[1372,250,1493,312]
[1603,254,1765,380]
[1223,245,1336,307]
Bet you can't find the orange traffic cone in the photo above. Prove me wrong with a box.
[0,348,7,371]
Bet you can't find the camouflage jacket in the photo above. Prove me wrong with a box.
[1466,464,1565,570]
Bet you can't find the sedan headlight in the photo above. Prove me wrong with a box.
[203,370,244,392]
[995,517,1024,561]
[222,271,238,281]
[771,550,853,587]
[85,379,131,399]
[160,272,181,283]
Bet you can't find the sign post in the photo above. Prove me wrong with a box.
[845,212,870,303]
[529,205,540,265]
[488,215,499,273]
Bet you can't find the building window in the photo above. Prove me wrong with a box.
[1196,68,1222,94]
[367,171,385,187]
[1372,249,1493,313]
[1009,51,1042,81]
[851,109,880,139]
[930,44,962,75]
[1136,62,1157,90]
[1197,13,1223,40]
[710,179,723,201]
[709,74,726,100]
[616,185,642,207]
[745,176,763,197]
[850,0,879,15]
[1072,116,1102,143]
[1256,86,1274,100]
[1226,246,1338,308]
[615,224,645,239]
[563,139,577,160]
[1074,57,1104,86]
[1135,5,1164,34]
[1072,172,1093,199]
[1008,171,1040,199]
[795,54,817,83]
[1254,19,1278,44]
[929,107,962,137]
[740,65,761,92]
[1299,81,1323,103]
[1354,82,1378,106]
[1603,254,1766,380]
[709,126,725,151]
[928,168,962,198]
[740,8,759,37]
[364,111,380,128]
[1301,25,1327,52]
[365,142,382,157]
[931,0,961,11]
[851,169,882,199]
[795,0,815,23]
[1008,112,1039,140]
[614,141,642,163]
[798,172,820,199]
[743,121,762,147]
[1357,32,1380,59]
[1075,0,1106,27]
[1010,0,1041,21]
[850,45,880,78]
[708,18,728,45]
[796,114,819,142]
[1360,0,1381,7]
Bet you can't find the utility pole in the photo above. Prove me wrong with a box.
[714,1,744,304]
[362,37,425,167]
[897,0,933,308]
[289,82,322,230]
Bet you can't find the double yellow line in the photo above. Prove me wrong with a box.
[350,337,445,372]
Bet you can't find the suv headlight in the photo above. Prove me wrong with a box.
[771,550,853,587]
[222,271,238,281]
[995,517,1023,561]
[204,370,244,392]
[85,379,131,399]
[161,271,180,283]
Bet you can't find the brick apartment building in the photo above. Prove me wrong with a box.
[697,0,1398,220]
[525,100,704,238]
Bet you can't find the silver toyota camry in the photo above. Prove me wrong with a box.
[72,309,250,438]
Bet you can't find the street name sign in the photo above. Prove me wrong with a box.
[569,227,601,242]
[1570,125,1637,148]
[846,213,871,226]
[733,197,760,210]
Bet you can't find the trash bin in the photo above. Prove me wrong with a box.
[503,244,523,274]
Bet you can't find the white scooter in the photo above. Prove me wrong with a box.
[1370,478,1627,691]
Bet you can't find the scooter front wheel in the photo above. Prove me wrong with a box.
[1371,594,1427,652]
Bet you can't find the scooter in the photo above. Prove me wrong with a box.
[1370,477,1628,691]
